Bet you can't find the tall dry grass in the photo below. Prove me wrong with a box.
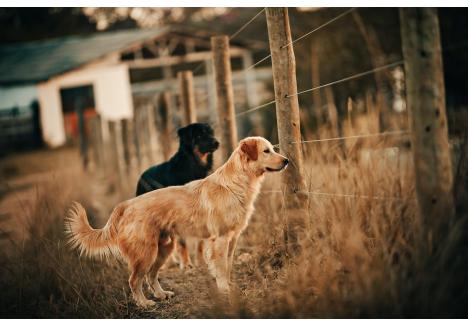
[1,132,467,318]
[212,134,468,318]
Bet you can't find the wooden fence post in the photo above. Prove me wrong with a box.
[121,118,137,175]
[266,8,308,247]
[158,92,174,161]
[132,109,142,171]
[89,115,104,171]
[146,103,161,163]
[108,120,126,192]
[178,70,197,124]
[399,8,455,238]
[211,35,238,162]
[134,104,150,168]
[205,59,217,126]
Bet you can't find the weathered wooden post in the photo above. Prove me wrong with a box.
[211,35,238,162]
[325,87,339,139]
[178,70,197,124]
[132,109,142,171]
[205,59,217,126]
[266,8,308,248]
[159,92,174,161]
[121,118,137,175]
[399,8,455,239]
[75,98,89,170]
[89,115,104,171]
[108,119,126,192]
[145,103,160,163]
[134,104,150,168]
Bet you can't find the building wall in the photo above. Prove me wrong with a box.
[37,63,133,147]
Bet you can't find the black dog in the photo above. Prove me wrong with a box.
[135,123,219,269]
[135,123,219,195]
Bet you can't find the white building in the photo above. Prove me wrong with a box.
[0,27,268,149]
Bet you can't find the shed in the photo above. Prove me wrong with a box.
[0,27,268,149]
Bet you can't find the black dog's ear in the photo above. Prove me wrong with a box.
[177,126,186,139]
[177,125,193,146]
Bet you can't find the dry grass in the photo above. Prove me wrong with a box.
[1,135,467,318]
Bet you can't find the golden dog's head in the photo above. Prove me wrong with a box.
[237,137,289,175]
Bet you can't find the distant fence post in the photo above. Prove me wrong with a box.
[399,8,455,237]
[211,35,238,162]
[266,7,308,248]
[134,104,150,168]
[121,118,137,175]
[132,109,142,171]
[108,119,126,192]
[76,99,89,170]
[205,59,217,126]
[145,103,160,163]
[159,92,174,160]
[89,115,104,170]
[178,70,197,124]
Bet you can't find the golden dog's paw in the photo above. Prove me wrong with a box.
[136,299,156,308]
[153,290,175,300]
[163,290,175,298]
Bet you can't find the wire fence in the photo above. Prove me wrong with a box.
[126,8,416,202]
[222,7,412,202]
[262,189,408,202]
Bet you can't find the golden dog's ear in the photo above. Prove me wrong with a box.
[240,139,258,161]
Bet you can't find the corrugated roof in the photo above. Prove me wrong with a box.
[0,28,168,85]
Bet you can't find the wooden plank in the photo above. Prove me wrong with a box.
[127,48,245,69]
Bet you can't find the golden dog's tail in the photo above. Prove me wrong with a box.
[65,202,117,260]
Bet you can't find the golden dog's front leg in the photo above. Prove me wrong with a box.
[227,232,240,280]
[205,235,231,294]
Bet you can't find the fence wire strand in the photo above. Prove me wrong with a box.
[262,190,407,202]
[243,54,272,72]
[230,8,266,40]
[281,7,357,49]
[286,60,405,98]
[291,130,411,145]
[235,60,404,117]
[235,99,276,117]
[192,8,266,76]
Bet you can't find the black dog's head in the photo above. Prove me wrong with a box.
[177,123,219,165]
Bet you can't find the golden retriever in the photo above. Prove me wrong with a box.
[65,136,288,307]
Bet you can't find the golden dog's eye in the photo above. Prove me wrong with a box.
[263,149,270,154]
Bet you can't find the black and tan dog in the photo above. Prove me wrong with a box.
[135,123,219,268]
